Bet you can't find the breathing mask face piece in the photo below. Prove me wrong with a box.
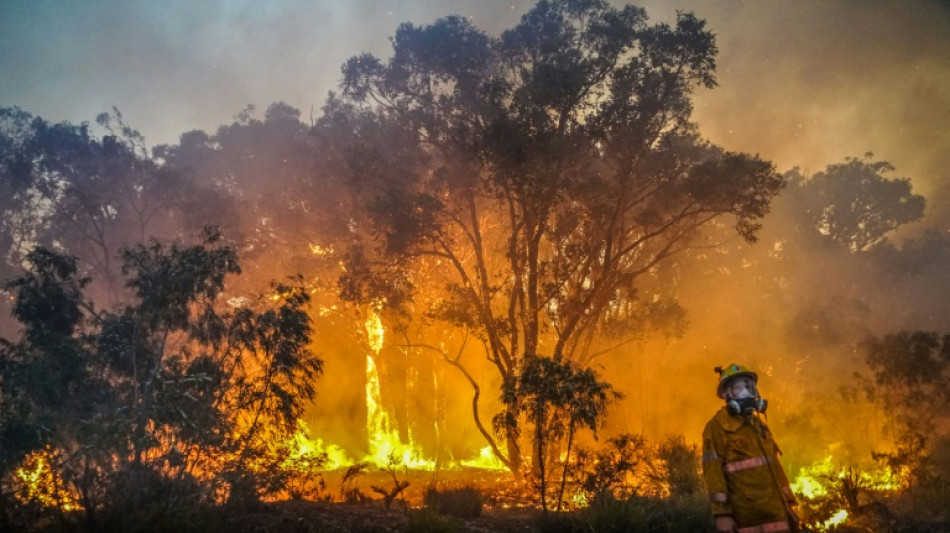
[725,376,767,416]
[727,396,768,416]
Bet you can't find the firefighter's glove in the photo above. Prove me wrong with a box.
[715,515,737,533]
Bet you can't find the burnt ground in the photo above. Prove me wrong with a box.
[229,500,541,533]
[222,468,548,532]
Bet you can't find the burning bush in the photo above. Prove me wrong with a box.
[0,230,324,530]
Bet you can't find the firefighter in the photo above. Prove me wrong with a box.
[702,363,800,533]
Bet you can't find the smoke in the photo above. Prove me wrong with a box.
[4,0,946,216]
[659,0,950,229]
[4,0,949,470]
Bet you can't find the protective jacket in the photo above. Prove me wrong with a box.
[702,407,797,532]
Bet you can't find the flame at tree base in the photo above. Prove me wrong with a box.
[282,308,508,474]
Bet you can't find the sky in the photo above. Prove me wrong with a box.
[2,0,949,230]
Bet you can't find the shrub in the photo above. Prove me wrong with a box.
[579,492,715,533]
[407,507,460,533]
[531,510,580,533]
[422,484,483,519]
[654,436,704,498]
[580,492,654,533]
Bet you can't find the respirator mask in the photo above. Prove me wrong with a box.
[726,395,768,416]
[725,378,767,416]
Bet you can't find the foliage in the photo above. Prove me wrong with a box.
[422,484,484,519]
[505,355,618,510]
[785,156,925,253]
[154,102,345,289]
[0,106,229,303]
[567,433,702,505]
[644,436,704,499]
[859,331,950,432]
[327,0,784,477]
[578,492,714,533]
[407,507,462,533]
[0,229,324,529]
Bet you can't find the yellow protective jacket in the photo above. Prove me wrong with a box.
[702,407,797,532]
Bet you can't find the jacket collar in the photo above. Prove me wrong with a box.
[715,406,749,432]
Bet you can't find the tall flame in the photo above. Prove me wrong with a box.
[364,307,434,469]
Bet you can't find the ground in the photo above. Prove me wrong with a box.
[231,500,540,533]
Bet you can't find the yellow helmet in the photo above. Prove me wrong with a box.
[715,363,758,399]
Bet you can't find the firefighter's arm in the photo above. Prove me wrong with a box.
[702,422,733,516]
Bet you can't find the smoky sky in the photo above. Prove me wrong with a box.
[2,0,949,222]
[3,0,949,465]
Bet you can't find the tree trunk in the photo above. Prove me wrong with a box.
[556,421,577,512]
[536,400,547,513]
[505,400,524,480]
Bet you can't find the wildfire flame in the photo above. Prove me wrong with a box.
[790,449,906,531]
[286,420,352,471]
[14,448,81,512]
[363,307,434,470]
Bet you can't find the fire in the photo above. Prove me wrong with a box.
[790,448,906,531]
[791,455,836,499]
[309,243,333,256]
[14,448,81,512]
[363,307,434,470]
[825,509,849,527]
[459,446,507,471]
[286,420,352,471]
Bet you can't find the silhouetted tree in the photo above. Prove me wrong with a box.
[155,102,346,287]
[329,0,784,476]
[785,156,925,253]
[507,355,617,511]
[0,228,323,529]
[0,106,229,308]
[858,331,950,438]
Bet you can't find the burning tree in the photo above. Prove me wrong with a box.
[0,229,323,529]
[329,0,784,477]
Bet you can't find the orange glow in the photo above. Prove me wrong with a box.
[790,447,906,531]
[14,448,81,512]
[363,307,434,470]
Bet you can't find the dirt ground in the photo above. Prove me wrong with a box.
[234,500,540,533]
[219,467,545,532]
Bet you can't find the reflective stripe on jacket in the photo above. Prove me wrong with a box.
[702,407,797,528]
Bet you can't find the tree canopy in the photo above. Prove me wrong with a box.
[0,229,324,528]
[327,0,785,475]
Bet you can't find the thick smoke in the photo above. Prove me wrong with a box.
[3,0,949,471]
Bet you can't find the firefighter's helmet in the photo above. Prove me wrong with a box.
[714,363,758,399]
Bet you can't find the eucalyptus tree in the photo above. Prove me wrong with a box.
[330,0,784,476]
[0,229,323,528]
[0,106,226,308]
[782,156,925,253]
